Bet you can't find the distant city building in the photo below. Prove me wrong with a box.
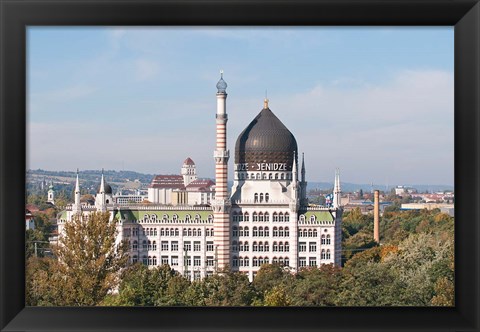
[401,203,454,216]
[47,182,55,205]
[56,73,343,281]
[25,210,35,230]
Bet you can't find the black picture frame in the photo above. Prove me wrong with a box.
[1,0,479,331]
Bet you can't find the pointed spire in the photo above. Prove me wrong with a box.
[333,168,342,209]
[292,151,298,182]
[73,168,81,213]
[301,152,306,183]
[99,168,105,193]
[75,168,80,194]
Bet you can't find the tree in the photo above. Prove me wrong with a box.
[291,265,342,306]
[45,211,128,305]
[252,264,295,302]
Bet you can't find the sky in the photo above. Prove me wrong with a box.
[27,27,454,186]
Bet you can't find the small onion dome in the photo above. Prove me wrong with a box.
[183,157,195,166]
[97,182,113,194]
[216,71,227,93]
[235,102,298,170]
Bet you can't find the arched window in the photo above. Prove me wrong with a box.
[233,226,238,237]
[232,241,238,252]
[275,173,279,179]
[239,227,244,237]
[259,226,264,237]
[273,241,278,252]
[165,228,170,236]
[143,240,147,250]
[264,226,270,237]
[197,228,202,236]
[259,212,264,222]
[244,212,249,222]
[299,214,305,222]
[172,214,178,221]
[133,240,138,250]
[281,173,284,180]
[279,242,284,252]
[321,250,326,260]
[175,228,179,236]
[232,212,238,222]
[132,255,138,264]
[285,242,289,252]
[273,212,278,222]
[254,193,258,203]
[185,214,191,222]
[233,256,239,267]
[278,257,284,265]
[313,229,318,237]
[161,228,166,236]
[264,241,269,252]
[285,227,290,237]
[259,193,264,202]
[193,228,197,237]
[310,215,316,222]
[253,227,258,237]
[244,227,249,237]
[284,212,289,222]
[264,212,269,222]
[264,257,269,264]
[269,173,272,180]
[188,228,192,237]
[142,255,147,265]
[258,242,264,252]
[244,241,249,251]
[273,257,278,264]
[326,249,331,259]
[326,234,331,245]
[308,229,313,238]
[263,173,267,179]
[265,193,269,202]
[253,242,258,252]
[148,240,152,250]
[154,228,158,236]
[152,256,157,265]
[163,214,168,221]
[153,241,157,250]
[273,227,278,237]
[253,212,258,222]
[148,256,152,265]
[279,227,284,237]
[284,257,289,266]
[279,212,284,222]
[253,257,258,267]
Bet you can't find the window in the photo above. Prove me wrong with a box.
[284,242,289,252]
[326,234,331,245]
[299,242,306,252]
[244,257,250,267]
[132,255,138,264]
[133,240,138,250]
[264,227,270,237]
[279,227,284,237]
[264,212,269,222]
[148,256,152,265]
[321,250,326,260]
[321,234,326,244]
[161,241,169,251]
[313,229,318,237]
[185,256,191,266]
[206,241,214,252]
[253,212,258,222]
[152,241,157,251]
[273,242,278,252]
[253,242,258,252]
[188,228,192,237]
[192,228,197,237]
[285,213,289,222]
[194,256,201,267]
[264,242,269,252]
[233,256,238,267]
[273,212,278,222]
[206,256,214,267]
[175,228,179,236]
[184,242,191,252]
[309,257,317,267]
[279,213,284,222]
[194,271,201,281]
[259,193,264,202]
[142,255,148,265]
[253,227,258,237]
[244,241,249,252]
[194,241,201,252]
[171,256,179,266]
[253,257,259,267]
[284,257,289,266]
[299,257,306,267]
[159,256,167,265]
[142,240,147,250]
[161,228,166,236]
[148,240,152,251]
[171,241,178,251]
[273,227,278,237]
[244,227,249,236]
[308,229,313,238]
[279,242,284,252]
[265,193,269,202]
[165,228,170,236]
[233,226,238,237]
[254,193,258,203]
[185,271,191,280]
[259,212,264,222]
[310,215,316,222]
[309,242,317,252]
[326,249,331,259]
[285,227,290,237]
[232,241,238,252]
[258,242,264,252]
[154,228,158,236]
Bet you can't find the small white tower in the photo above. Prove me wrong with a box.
[181,157,197,186]
[333,168,342,209]
[95,169,107,212]
[47,181,55,205]
[72,169,81,214]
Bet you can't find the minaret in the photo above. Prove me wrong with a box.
[333,168,342,209]
[72,169,81,214]
[300,153,308,203]
[96,169,107,212]
[292,151,298,185]
[301,153,306,183]
[212,70,231,271]
[47,181,55,205]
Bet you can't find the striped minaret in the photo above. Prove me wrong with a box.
[212,70,231,271]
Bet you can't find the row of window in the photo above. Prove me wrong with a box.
[232,241,290,252]
[299,250,332,266]
[131,255,215,267]
[140,214,214,223]
[232,226,291,237]
[129,240,215,252]
[125,227,215,238]
[238,172,292,180]
[232,212,290,222]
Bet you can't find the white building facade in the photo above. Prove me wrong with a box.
[57,73,342,281]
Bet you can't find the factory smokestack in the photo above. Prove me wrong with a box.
[374,190,380,243]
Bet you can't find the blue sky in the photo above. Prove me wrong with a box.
[27,27,454,186]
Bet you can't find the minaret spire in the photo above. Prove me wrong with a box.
[73,169,81,214]
[301,152,306,183]
[212,70,230,272]
[333,168,342,209]
[292,151,298,184]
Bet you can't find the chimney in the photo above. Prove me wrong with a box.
[374,190,380,243]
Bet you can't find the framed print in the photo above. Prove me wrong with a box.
[1,0,479,331]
